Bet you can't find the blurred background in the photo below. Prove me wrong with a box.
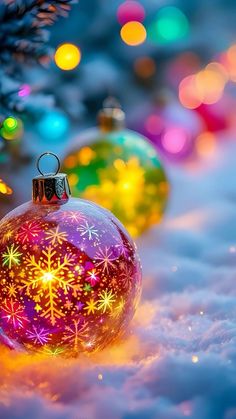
[1,0,236,219]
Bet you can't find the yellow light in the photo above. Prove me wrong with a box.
[54,43,81,71]
[192,355,199,363]
[68,173,79,187]
[120,21,147,46]
[0,179,13,195]
[98,373,103,381]
[42,272,54,283]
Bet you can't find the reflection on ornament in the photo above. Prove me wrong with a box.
[0,153,142,356]
[54,43,81,71]
[36,111,70,141]
[62,103,169,237]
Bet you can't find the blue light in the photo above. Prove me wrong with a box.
[37,111,70,141]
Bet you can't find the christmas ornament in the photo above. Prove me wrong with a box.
[0,152,142,356]
[62,101,169,237]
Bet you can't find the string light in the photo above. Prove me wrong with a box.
[36,111,70,141]
[18,84,31,98]
[148,6,189,43]
[192,355,199,363]
[134,57,156,79]
[0,117,23,141]
[54,43,81,71]
[195,131,216,158]
[161,126,191,156]
[117,1,145,25]
[0,179,12,195]
[120,21,147,46]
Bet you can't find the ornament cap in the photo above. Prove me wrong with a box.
[33,152,71,204]
[98,97,125,132]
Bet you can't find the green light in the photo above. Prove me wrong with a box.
[3,117,18,133]
[148,6,189,43]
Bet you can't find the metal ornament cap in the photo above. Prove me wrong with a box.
[33,152,71,204]
[98,98,126,133]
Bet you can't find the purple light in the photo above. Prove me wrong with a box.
[18,84,31,98]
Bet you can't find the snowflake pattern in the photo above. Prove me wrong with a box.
[27,325,51,345]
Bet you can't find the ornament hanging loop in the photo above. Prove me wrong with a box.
[33,152,71,204]
[37,152,61,177]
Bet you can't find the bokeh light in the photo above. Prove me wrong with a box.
[195,131,216,157]
[134,56,156,79]
[120,21,147,46]
[161,126,191,156]
[148,6,189,43]
[36,111,70,141]
[0,117,23,141]
[179,75,202,109]
[54,43,81,71]
[220,44,236,82]
[18,84,31,98]
[195,63,226,105]
[145,115,164,136]
[0,179,12,195]
[117,1,145,25]
[179,63,227,109]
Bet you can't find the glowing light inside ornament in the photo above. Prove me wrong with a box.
[148,6,189,43]
[120,21,147,46]
[162,127,190,155]
[54,43,81,71]
[117,1,145,25]
[36,111,70,141]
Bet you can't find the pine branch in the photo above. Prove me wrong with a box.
[0,0,77,65]
[0,0,77,119]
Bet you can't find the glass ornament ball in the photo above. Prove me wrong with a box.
[62,109,169,238]
[0,154,142,356]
